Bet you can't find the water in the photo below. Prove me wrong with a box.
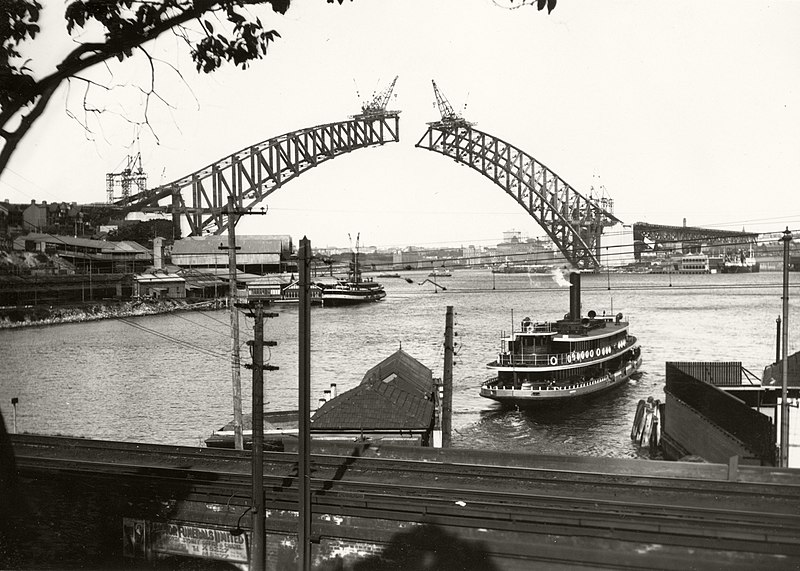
[1,270,797,459]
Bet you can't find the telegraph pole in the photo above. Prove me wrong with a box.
[223,196,244,450]
[442,306,454,448]
[780,228,792,467]
[244,301,278,571]
[219,196,267,451]
[298,237,312,571]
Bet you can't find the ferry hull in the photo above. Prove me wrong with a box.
[322,291,386,306]
[480,356,642,407]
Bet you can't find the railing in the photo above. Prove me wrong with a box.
[494,335,636,367]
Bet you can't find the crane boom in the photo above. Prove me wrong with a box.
[429,80,474,127]
[358,76,399,117]
[432,80,458,121]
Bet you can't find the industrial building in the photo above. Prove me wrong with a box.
[170,235,292,274]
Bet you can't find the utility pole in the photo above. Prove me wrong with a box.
[298,237,312,571]
[219,196,267,451]
[780,228,792,467]
[443,306,454,448]
[222,196,244,450]
[244,301,278,571]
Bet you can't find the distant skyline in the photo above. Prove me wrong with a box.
[2,1,798,249]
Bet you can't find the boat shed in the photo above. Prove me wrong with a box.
[311,350,436,446]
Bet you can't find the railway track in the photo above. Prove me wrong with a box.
[12,434,800,569]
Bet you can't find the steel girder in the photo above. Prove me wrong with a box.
[416,122,619,269]
[117,113,400,236]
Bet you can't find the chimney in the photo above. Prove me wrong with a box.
[330,383,337,399]
[569,272,581,321]
[323,389,331,402]
[153,236,164,270]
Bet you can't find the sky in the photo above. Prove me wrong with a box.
[2,0,799,250]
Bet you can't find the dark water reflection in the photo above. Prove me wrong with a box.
[0,270,796,458]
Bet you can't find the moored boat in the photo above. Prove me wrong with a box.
[319,237,386,306]
[720,250,760,274]
[480,271,641,407]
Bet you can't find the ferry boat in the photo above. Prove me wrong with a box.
[480,271,641,407]
[319,244,386,306]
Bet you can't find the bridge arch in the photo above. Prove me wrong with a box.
[415,120,618,269]
[119,113,400,236]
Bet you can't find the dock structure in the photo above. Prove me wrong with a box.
[5,434,800,570]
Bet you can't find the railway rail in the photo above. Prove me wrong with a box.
[13,435,800,560]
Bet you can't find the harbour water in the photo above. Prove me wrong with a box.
[1,270,797,459]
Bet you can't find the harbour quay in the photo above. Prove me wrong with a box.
[5,434,800,570]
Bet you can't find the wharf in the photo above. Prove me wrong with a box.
[6,434,800,570]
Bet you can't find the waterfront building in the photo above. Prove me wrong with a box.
[392,248,423,269]
[133,271,186,299]
[12,233,152,274]
[170,235,292,274]
[598,223,636,267]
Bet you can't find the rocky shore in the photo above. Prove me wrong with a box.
[0,299,224,329]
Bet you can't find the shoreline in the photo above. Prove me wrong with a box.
[0,299,226,330]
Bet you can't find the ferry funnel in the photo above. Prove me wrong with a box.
[569,272,581,320]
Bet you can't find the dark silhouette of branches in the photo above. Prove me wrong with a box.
[0,0,292,179]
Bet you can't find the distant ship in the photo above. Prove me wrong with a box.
[721,250,760,274]
[492,264,549,274]
[480,271,641,407]
[319,236,386,306]
[428,268,452,277]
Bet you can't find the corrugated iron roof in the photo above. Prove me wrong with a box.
[311,350,434,431]
[171,235,291,255]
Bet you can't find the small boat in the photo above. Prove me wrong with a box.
[480,271,641,407]
[428,268,452,277]
[205,410,299,449]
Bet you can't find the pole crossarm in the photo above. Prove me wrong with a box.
[415,122,619,269]
[116,113,401,236]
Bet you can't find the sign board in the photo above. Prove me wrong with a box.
[123,518,249,565]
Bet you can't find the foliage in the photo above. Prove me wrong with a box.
[0,0,293,178]
[106,219,179,244]
[0,0,556,181]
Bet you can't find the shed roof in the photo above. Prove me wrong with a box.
[171,235,291,255]
[311,350,434,431]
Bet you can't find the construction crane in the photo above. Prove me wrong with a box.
[106,153,147,203]
[353,76,399,118]
[429,80,473,126]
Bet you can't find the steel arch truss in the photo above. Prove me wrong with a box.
[119,114,400,236]
[416,122,619,269]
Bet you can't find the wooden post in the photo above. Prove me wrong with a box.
[227,196,244,451]
[250,301,265,571]
[780,228,792,467]
[298,237,312,570]
[443,306,454,448]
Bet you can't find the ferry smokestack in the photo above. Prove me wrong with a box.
[569,272,581,320]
